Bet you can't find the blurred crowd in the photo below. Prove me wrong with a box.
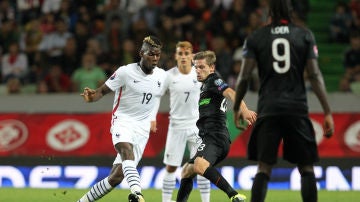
[331,0,360,93]
[0,0,309,94]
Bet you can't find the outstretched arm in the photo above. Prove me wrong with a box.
[233,58,257,128]
[80,84,112,102]
[306,59,334,138]
[223,87,257,127]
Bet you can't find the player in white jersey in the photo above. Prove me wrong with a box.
[77,36,166,202]
[161,41,211,202]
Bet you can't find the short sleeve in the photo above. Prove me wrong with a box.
[243,34,256,59]
[305,30,318,59]
[212,77,229,95]
[105,66,127,91]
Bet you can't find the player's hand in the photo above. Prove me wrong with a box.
[241,109,257,126]
[323,114,334,138]
[150,121,157,133]
[80,87,96,102]
[234,109,257,129]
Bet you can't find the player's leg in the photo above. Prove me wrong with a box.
[193,136,245,201]
[188,129,211,202]
[113,123,149,201]
[176,162,197,202]
[196,175,210,202]
[162,127,187,202]
[194,156,242,201]
[298,165,317,202]
[115,142,143,193]
[162,165,177,202]
[77,164,123,202]
[251,162,272,202]
[248,117,281,202]
[283,117,319,202]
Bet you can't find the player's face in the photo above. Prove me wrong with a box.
[194,58,214,82]
[140,47,161,74]
[175,47,193,68]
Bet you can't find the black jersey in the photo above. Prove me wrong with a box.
[197,73,229,129]
[243,22,318,117]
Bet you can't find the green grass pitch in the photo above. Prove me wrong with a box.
[0,188,359,202]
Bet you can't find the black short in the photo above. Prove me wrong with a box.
[248,115,319,165]
[189,128,230,166]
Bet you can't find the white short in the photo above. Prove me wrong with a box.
[111,121,150,166]
[163,126,202,167]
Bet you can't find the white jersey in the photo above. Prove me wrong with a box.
[162,66,202,129]
[105,63,166,126]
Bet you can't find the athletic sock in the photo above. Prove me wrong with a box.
[202,167,237,198]
[176,178,193,202]
[77,177,113,202]
[197,175,210,202]
[251,172,270,202]
[122,160,142,194]
[162,170,176,202]
[301,171,317,202]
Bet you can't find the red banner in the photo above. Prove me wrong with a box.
[0,113,359,158]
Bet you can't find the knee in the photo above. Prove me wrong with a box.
[108,167,124,186]
[181,163,196,179]
[115,143,134,160]
[193,157,209,175]
[257,161,272,176]
[298,165,314,175]
[166,165,177,173]
[193,163,203,175]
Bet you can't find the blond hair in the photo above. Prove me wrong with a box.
[176,41,193,51]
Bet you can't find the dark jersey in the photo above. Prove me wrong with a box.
[197,73,229,129]
[243,22,318,117]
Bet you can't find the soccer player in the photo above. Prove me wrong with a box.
[176,50,257,202]
[233,1,335,202]
[77,35,166,202]
[160,41,211,202]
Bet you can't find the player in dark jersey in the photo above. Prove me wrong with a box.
[176,50,257,202]
[233,1,335,202]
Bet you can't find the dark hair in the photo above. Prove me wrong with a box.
[269,0,293,25]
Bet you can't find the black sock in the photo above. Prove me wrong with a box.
[301,172,317,202]
[251,172,269,202]
[203,167,237,198]
[176,178,193,202]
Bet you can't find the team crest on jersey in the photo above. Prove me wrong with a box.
[214,79,228,91]
[110,73,116,80]
[157,81,161,87]
[214,79,224,86]
[313,45,318,57]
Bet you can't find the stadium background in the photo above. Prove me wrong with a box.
[0,0,360,191]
